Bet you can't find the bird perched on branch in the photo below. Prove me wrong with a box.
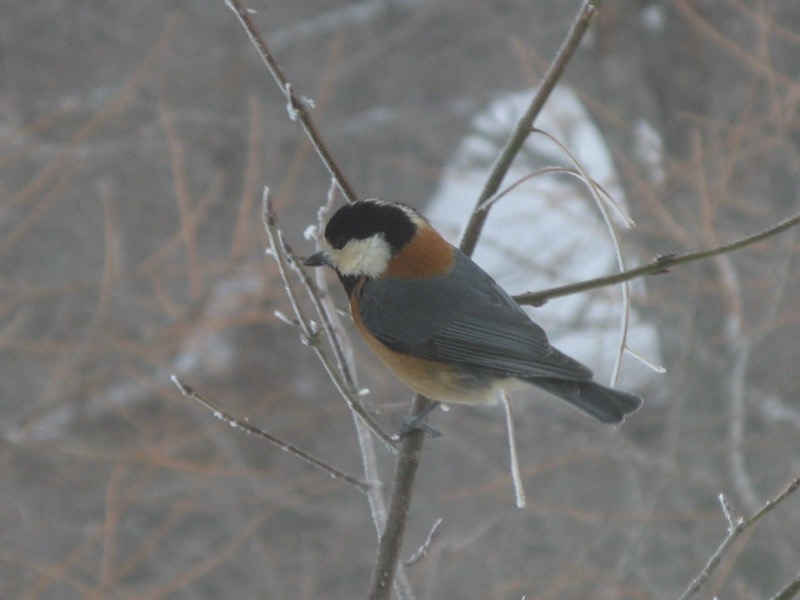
[304,199,642,425]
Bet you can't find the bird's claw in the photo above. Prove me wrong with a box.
[399,400,442,438]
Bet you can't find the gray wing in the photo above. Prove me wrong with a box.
[358,250,592,381]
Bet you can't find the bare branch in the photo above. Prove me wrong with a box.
[224,0,359,203]
[529,127,633,386]
[459,0,602,257]
[170,375,369,493]
[677,477,800,600]
[501,391,526,508]
[749,477,800,525]
[262,189,397,450]
[717,493,739,531]
[405,518,443,567]
[513,208,800,306]
[771,571,800,600]
[368,406,427,600]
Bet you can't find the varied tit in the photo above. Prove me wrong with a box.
[304,199,642,425]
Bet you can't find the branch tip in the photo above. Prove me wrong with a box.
[170,374,192,396]
[262,187,276,226]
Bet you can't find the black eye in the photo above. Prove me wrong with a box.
[330,236,348,250]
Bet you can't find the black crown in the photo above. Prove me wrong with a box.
[325,201,418,253]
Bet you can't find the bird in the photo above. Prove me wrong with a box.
[304,199,642,425]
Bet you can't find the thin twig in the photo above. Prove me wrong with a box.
[529,127,632,386]
[479,165,635,227]
[170,376,369,493]
[501,391,526,508]
[459,0,601,257]
[285,202,360,394]
[513,207,800,306]
[771,571,800,600]
[263,189,397,450]
[405,518,443,567]
[677,477,800,600]
[718,493,738,529]
[224,0,359,203]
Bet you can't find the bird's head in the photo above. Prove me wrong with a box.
[304,199,426,278]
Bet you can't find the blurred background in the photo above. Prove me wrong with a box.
[2,1,799,598]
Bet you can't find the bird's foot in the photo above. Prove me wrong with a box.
[399,401,442,438]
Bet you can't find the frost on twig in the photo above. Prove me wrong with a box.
[262,187,396,450]
[405,517,443,567]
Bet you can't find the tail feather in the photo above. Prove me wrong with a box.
[527,377,643,424]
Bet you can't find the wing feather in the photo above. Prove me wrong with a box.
[358,250,592,381]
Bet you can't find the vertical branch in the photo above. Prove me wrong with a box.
[500,391,526,508]
[459,0,602,257]
[368,420,426,600]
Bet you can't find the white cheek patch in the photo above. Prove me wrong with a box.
[328,235,392,277]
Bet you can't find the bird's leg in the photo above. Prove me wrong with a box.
[399,400,442,438]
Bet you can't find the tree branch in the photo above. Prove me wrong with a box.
[771,571,800,600]
[263,190,397,449]
[459,0,602,257]
[170,376,369,493]
[512,207,800,306]
[677,477,800,600]
[367,400,427,600]
[224,0,359,203]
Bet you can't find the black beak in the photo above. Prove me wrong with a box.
[303,251,329,267]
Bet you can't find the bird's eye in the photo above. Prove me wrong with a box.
[330,236,348,250]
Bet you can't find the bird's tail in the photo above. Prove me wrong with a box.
[526,377,643,424]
